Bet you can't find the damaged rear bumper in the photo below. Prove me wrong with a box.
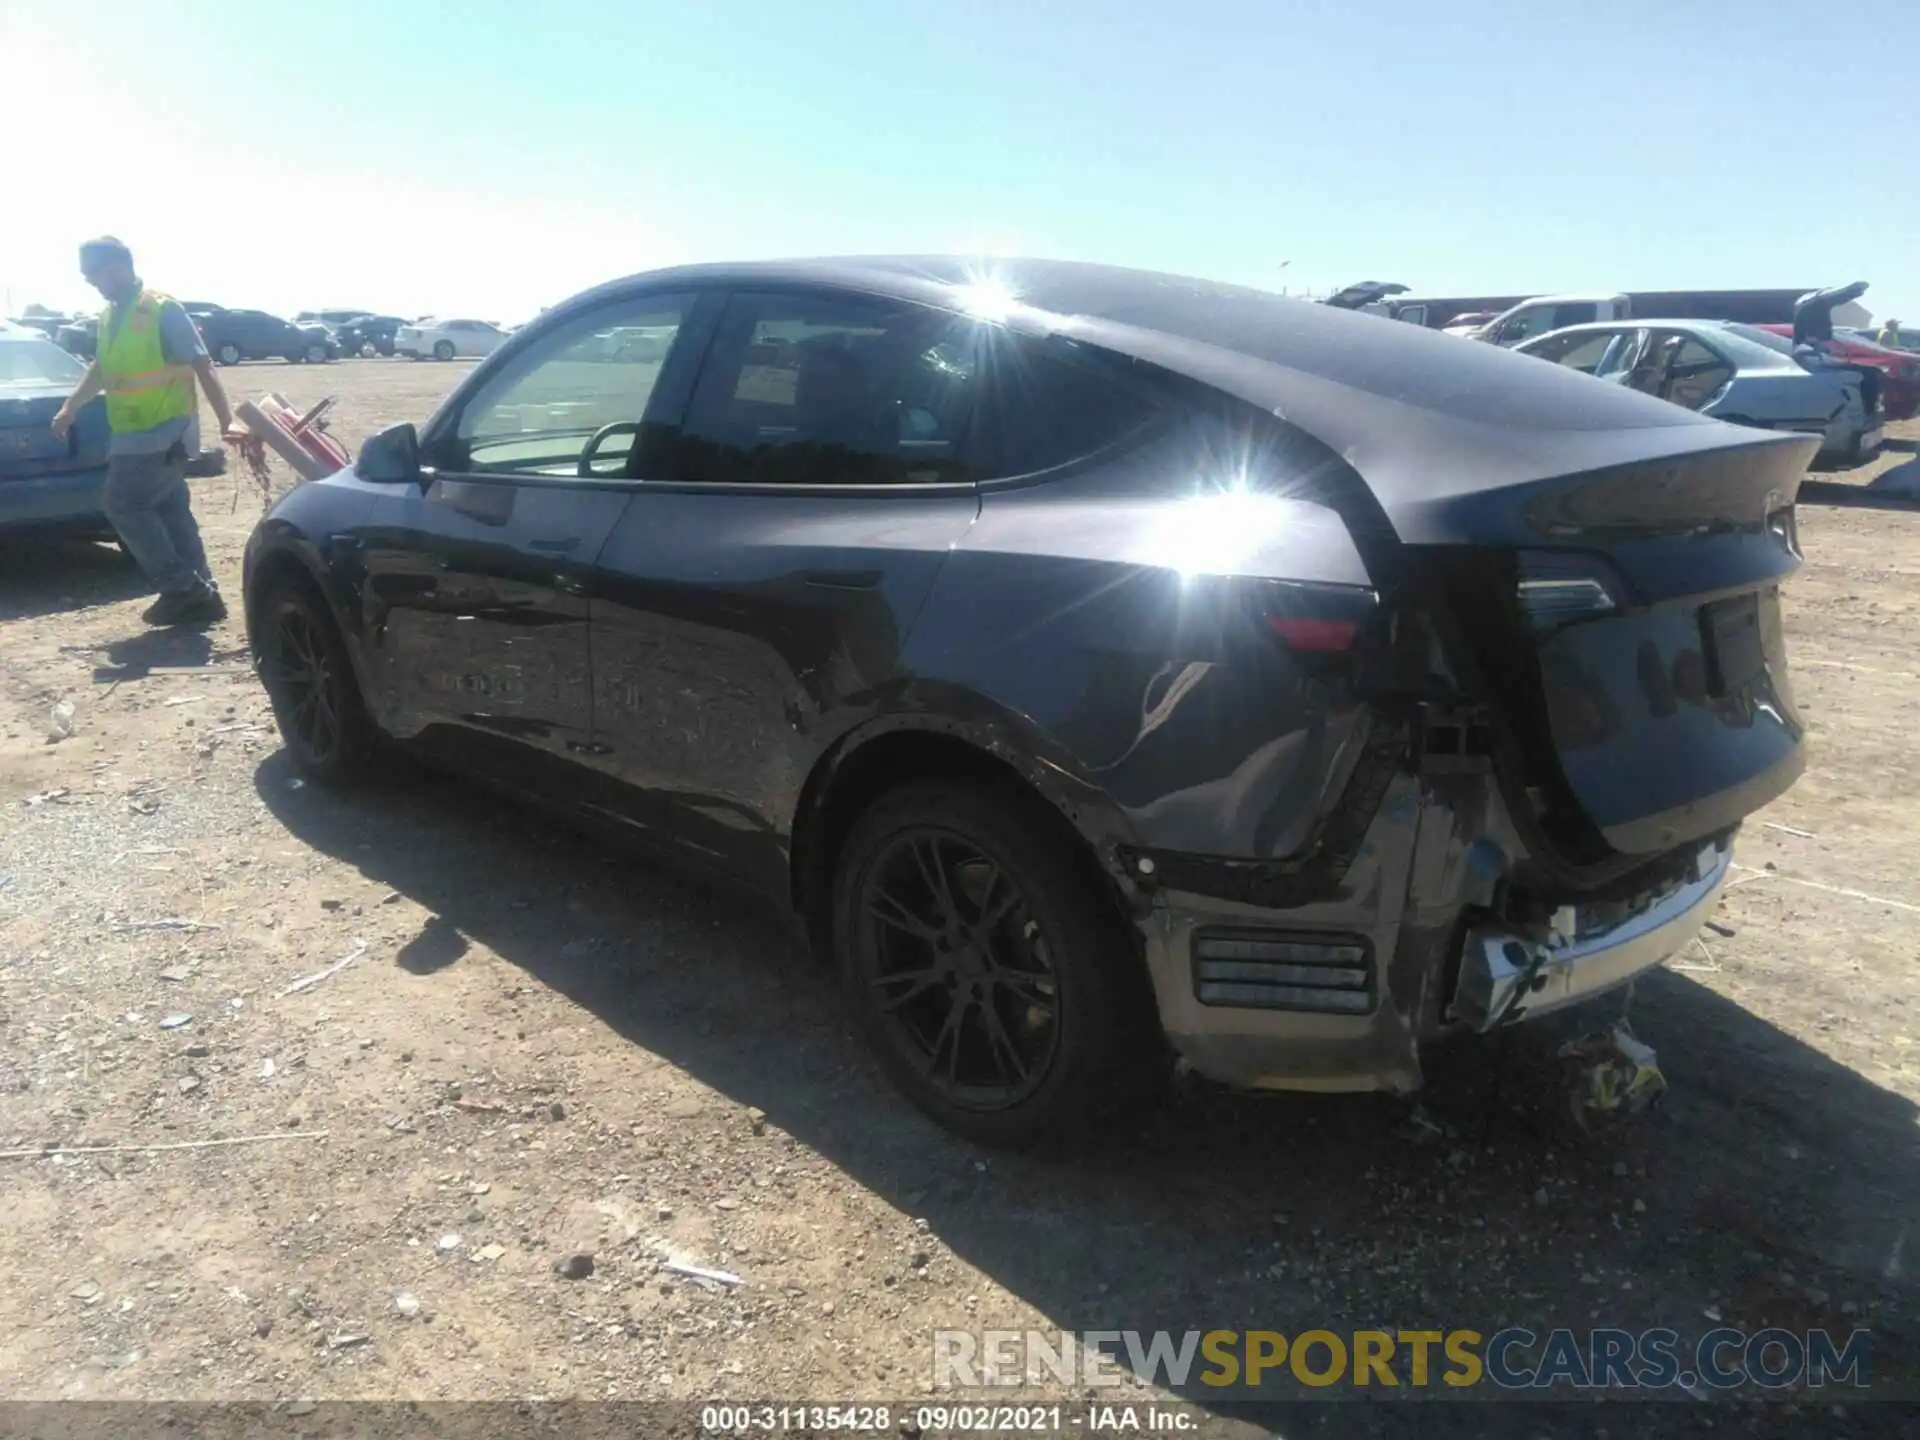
[1452,841,1731,1032]
[1135,791,1731,1096]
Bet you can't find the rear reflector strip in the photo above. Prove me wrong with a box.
[1192,931,1375,1014]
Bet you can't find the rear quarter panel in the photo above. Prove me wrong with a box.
[901,429,1378,863]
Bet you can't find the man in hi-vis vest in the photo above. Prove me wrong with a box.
[50,236,244,627]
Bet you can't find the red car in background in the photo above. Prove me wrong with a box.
[1758,324,1920,420]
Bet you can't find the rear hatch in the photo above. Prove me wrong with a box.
[1409,434,1812,868]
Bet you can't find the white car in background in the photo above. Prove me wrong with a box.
[395,318,508,361]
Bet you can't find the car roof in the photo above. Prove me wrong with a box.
[547,256,1794,533]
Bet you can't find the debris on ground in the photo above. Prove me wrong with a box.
[553,1253,595,1280]
[282,940,368,996]
[662,1259,743,1289]
[1561,1021,1668,1129]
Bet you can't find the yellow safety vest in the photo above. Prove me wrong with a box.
[98,289,196,434]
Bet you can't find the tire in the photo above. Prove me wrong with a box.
[216,343,242,366]
[831,780,1153,1146]
[305,343,329,364]
[378,340,395,358]
[256,577,373,784]
[433,340,455,361]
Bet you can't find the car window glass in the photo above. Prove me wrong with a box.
[677,292,979,486]
[968,332,1162,477]
[1626,332,1683,397]
[1666,337,1734,410]
[1495,308,1553,344]
[1526,331,1609,370]
[1552,302,1598,327]
[449,294,692,478]
[1593,331,1642,378]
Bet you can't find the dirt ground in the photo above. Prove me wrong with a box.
[2,361,1917,1437]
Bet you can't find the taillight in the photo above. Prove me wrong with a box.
[1265,615,1358,652]
[1257,581,1375,656]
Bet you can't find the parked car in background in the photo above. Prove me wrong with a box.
[1478,293,1632,346]
[335,315,407,357]
[297,309,372,328]
[244,256,1812,1142]
[7,312,70,341]
[1517,319,1880,463]
[1757,324,1919,421]
[0,326,219,517]
[395,317,508,360]
[56,315,98,359]
[0,326,110,536]
[195,309,336,365]
[1853,327,1918,355]
[595,323,676,362]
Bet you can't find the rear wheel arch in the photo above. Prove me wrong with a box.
[790,718,1142,965]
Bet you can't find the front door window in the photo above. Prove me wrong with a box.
[446,295,694,477]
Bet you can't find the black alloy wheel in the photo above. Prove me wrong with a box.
[258,582,370,783]
[834,782,1152,1145]
[862,828,1061,1107]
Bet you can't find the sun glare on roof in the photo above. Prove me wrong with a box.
[951,271,1023,323]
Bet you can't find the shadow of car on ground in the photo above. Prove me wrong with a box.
[254,753,1918,1434]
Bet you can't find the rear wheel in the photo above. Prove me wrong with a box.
[216,343,242,366]
[433,340,455,361]
[304,342,329,364]
[257,578,373,784]
[832,781,1152,1146]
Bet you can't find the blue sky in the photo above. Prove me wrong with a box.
[4,0,1914,324]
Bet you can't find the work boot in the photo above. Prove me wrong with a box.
[142,584,228,628]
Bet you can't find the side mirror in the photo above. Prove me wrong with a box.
[357,423,421,484]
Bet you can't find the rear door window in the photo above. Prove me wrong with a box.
[966,332,1163,477]
[1664,337,1735,410]
[1550,302,1599,328]
[676,291,979,486]
[1626,331,1685,398]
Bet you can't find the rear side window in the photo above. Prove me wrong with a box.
[1551,302,1598,327]
[1665,337,1734,410]
[677,291,979,486]
[967,333,1161,478]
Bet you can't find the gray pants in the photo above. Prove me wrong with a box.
[103,445,212,597]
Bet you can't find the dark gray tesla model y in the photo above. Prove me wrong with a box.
[243,257,1810,1144]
